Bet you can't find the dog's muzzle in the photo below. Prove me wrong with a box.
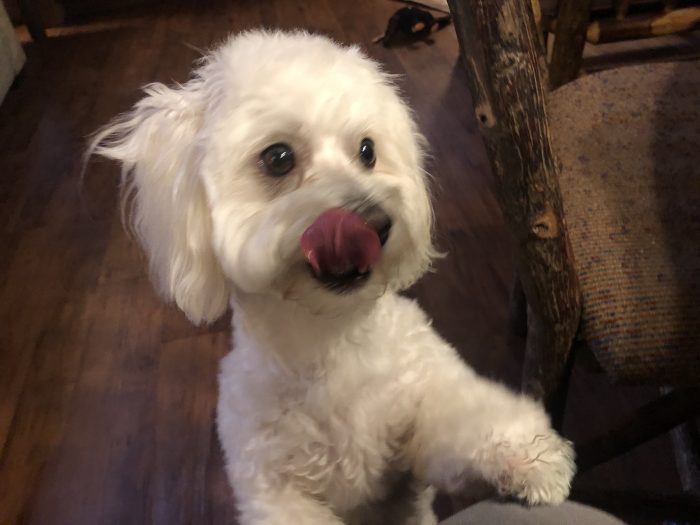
[301,204,392,293]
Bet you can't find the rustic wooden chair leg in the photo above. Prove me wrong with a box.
[508,272,528,337]
[666,400,700,495]
[577,388,700,472]
[529,0,547,50]
[549,0,593,88]
[447,0,581,418]
[544,346,575,431]
[614,0,631,20]
[520,309,577,432]
[18,0,46,41]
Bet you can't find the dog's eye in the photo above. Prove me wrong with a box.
[260,143,295,176]
[359,138,376,169]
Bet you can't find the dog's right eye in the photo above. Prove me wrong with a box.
[259,143,295,177]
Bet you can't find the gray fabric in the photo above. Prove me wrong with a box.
[440,500,627,525]
[548,61,700,385]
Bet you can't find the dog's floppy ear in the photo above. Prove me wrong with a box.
[89,82,228,324]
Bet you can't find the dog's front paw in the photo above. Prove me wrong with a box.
[489,433,576,506]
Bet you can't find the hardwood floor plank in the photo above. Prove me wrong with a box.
[150,332,229,525]
[20,277,164,525]
[0,220,111,453]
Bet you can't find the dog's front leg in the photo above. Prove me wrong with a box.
[237,484,345,525]
[409,341,575,506]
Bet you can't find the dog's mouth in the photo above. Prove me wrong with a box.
[301,207,392,293]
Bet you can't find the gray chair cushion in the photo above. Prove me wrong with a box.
[440,500,626,525]
[548,61,700,385]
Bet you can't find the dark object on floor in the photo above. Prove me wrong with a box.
[374,7,452,47]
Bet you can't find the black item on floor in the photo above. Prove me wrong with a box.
[375,7,452,47]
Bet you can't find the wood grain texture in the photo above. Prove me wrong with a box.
[587,7,700,44]
[0,1,685,524]
[446,0,581,410]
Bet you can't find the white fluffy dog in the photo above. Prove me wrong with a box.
[92,30,575,525]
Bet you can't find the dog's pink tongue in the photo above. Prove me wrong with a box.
[301,208,381,277]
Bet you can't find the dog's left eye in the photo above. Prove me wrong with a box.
[260,143,295,177]
[359,138,376,169]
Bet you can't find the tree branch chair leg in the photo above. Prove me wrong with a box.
[447,0,582,418]
[577,388,700,472]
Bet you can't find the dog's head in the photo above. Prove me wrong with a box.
[92,30,436,323]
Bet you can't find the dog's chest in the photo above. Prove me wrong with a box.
[272,371,412,510]
[224,348,417,513]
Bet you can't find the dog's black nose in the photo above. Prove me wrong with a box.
[363,206,392,246]
[376,217,392,246]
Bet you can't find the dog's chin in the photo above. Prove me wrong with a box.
[307,264,372,294]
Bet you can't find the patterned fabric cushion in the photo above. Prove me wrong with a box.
[548,61,700,385]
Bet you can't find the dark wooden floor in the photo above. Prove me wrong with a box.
[0,1,686,524]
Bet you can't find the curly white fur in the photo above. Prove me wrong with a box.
[91,30,575,525]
